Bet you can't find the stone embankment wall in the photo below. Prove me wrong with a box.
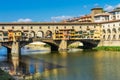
[98,40,120,46]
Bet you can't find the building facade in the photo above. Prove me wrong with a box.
[94,13,110,22]
[0,22,101,42]
[99,20,120,46]
[109,7,120,21]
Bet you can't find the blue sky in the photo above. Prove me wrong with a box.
[0,0,120,22]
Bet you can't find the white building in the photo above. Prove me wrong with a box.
[100,20,120,46]
[109,7,120,21]
[94,13,110,22]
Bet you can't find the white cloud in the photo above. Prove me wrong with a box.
[104,3,120,11]
[116,3,120,7]
[51,15,73,21]
[104,5,114,11]
[17,18,32,22]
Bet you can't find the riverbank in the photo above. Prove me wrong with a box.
[0,69,14,80]
[94,46,120,51]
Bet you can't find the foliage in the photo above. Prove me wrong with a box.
[0,69,14,80]
[94,46,120,51]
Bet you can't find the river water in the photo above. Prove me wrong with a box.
[0,47,120,80]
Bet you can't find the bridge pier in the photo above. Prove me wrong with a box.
[11,42,20,74]
[59,40,68,51]
[11,42,20,57]
[0,43,1,47]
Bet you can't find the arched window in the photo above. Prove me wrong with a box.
[119,35,120,40]
[103,35,105,40]
[107,29,111,33]
[112,28,117,33]
[45,30,52,38]
[103,29,106,33]
[37,31,44,38]
[107,35,111,40]
[29,31,35,38]
[113,35,116,40]
[118,28,120,33]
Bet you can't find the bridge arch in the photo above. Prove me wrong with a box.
[67,39,99,49]
[68,41,83,48]
[37,31,44,38]
[21,39,59,51]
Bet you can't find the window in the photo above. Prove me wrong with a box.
[119,35,120,39]
[0,34,2,36]
[94,26,96,28]
[72,26,74,29]
[21,26,24,29]
[103,29,106,33]
[56,26,58,29]
[113,35,116,40]
[48,26,50,29]
[113,28,116,33]
[31,26,33,29]
[80,26,81,28]
[39,26,41,29]
[108,35,111,40]
[118,28,120,33]
[113,24,115,27]
[64,26,66,29]
[2,26,4,29]
[12,26,14,29]
[117,16,119,18]
[103,35,105,39]
[87,26,89,28]
[108,29,111,33]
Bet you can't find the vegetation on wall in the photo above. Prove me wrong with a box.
[94,46,120,51]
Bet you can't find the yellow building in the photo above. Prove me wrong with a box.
[8,30,14,41]
[14,31,22,41]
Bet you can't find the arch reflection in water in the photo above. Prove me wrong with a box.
[20,56,63,77]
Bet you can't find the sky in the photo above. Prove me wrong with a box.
[0,0,120,22]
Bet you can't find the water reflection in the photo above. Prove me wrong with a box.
[1,47,120,80]
[0,47,7,61]
[32,50,120,80]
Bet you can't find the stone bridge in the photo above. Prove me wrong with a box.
[0,22,101,63]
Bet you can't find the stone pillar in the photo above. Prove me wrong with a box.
[0,43,1,47]
[59,40,68,51]
[11,42,20,57]
[11,42,20,74]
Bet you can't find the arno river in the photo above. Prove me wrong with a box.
[0,47,120,80]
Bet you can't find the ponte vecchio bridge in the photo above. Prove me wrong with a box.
[0,22,101,62]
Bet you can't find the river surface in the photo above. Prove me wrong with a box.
[0,47,120,80]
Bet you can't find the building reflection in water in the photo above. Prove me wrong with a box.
[93,51,120,80]
[8,56,19,75]
[9,55,64,79]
